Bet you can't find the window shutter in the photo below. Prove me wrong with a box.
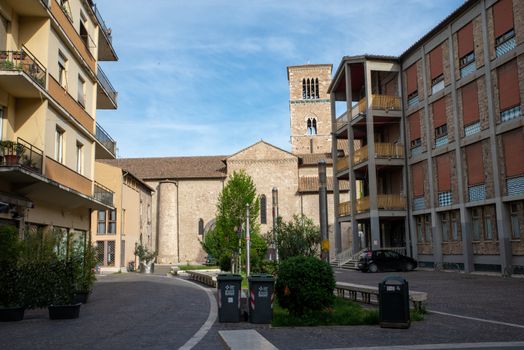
[409,111,421,141]
[429,45,443,80]
[406,63,418,94]
[503,128,524,177]
[498,59,520,111]
[466,142,484,185]
[432,98,447,128]
[457,21,474,58]
[411,161,425,197]
[436,153,451,191]
[493,0,514,38]
[462,81,479,125]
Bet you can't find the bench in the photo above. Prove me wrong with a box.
[335,281,427,312]
[186,270,218,287]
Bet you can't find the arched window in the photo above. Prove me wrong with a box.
[306,78,311,99]
[315,78,320,98]
[302,79,306,99]
[198,218,204,236]
[306,117,317,135]
[302,78,320,100]
[260,195,267,224]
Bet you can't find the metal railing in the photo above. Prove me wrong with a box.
[0,47,46,88]
[0,138,43,174]
[90,2,112,43]
[95,123,116,156]
[97,65,118,104]
[335,248,367,267]
[94,182,114,206]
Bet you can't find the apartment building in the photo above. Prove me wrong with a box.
[330,0,524,275]
[0,0,118,245]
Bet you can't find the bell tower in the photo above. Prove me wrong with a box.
[287,64,333,155]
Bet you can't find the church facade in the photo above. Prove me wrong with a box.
[95,64,351,266]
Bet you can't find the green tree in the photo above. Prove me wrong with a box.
[274,214,320,261]
[201,170,262,272]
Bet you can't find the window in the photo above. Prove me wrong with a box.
[97,210,106,234]
[416,216,423,242]
[408,111,421,155]
[510,203,521,239]
[429,45,444,94]
[260,195,267,224]
[431,75,445,94]
[451,211,460,241]
[58,51,67,87]
[496,29,516,57]
[441,212,450,242]
[435,124,448,138]
[107,241,115,266]
[457,22,476,78]
[302,78,320,100]
[484,216,494,240]
[55,126,64,163]
[59,0,71,20]
[424,215,432,242]
[198,218,204,236]
[79,12,88,48]
[108,209,116,234]
[497,60,521,123]
[306,118,317,135]
[96,241,104,264]
[472,208,481,241]
[76,141,83,174]
[78,75,86,107]
[406,63,418,107]
[493,0,515,57]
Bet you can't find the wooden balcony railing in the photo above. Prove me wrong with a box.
[353,146,368,165]
[336,157,349,172]
[350,94,401,119]
[338,201,351,216]
[353,143,404,165]
[337,195,406,217]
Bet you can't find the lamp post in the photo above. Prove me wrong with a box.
[246,203,251,277]
[318,160,329,262]
[272,187,279,262]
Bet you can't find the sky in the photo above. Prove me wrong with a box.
[95,0,464,158]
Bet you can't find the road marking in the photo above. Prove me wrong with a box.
[428,309,524,329]
[312,341,524,349]
[177,277,218,350]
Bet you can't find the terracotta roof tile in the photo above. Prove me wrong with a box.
[297,153,333,166]
[298,176,350,193]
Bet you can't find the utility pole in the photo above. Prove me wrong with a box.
[246,204,251,277]
[318,160,329,262]
[272,187,279,262]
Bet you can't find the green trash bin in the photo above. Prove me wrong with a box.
[379,275,410,329]
[248,274,275,324]
[217,274,242,322]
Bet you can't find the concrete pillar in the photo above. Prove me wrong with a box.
[330,92,342,254]
[157,181,178,264]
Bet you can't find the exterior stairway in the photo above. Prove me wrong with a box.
[330,248,364,270]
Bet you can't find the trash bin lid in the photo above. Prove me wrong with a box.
[217,273,242,281]
[248,273,274,282]
[381,275,407,285]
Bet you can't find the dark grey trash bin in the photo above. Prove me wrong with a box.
[379,276,410,329]
[217,274,242,322]
[248,274,275,324]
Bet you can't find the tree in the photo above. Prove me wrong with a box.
[201,170,263,272]
[273,214,320,261]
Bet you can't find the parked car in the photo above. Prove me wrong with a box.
[358,249,417,273]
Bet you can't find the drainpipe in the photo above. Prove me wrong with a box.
[175,180,180,263]
[121,171,128,268]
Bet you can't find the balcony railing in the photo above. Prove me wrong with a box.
[97,65,118,104]
[90,2,113,43]
[0,47,46,88]
[339,201,351,216]
[0,138,43,174]
[353,143,404,165]
[95,123,116,155]
[338,195,406,216]
[94,182,114,206]
[336,157,349,172]
[351,95,401,119]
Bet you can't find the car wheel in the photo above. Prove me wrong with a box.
[368,263,378,273]
[404,262,414,272]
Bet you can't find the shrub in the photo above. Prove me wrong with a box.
[273,215,320,261]
[275,256,335,316]
[219,254,232,272]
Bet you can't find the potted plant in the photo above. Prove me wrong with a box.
[0,226,25,322]
[73,244,97,304]
[134,242,157,274]
[0,141,22,165]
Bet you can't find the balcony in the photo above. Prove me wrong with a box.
[336,157,349,173]
[88,2,118,61]
[0,138,43,174]
[339,201,351,216]
[338,195,406,217]
[353,143,404,165]
[94,182,114,206]
[95,123,116,158]
[0,48,46,97]
[3,0,49,16]
[351,95,401,119]
[97,65,118,109]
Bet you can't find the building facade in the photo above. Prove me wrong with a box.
[0,0,118,247]
[330,0,524,275]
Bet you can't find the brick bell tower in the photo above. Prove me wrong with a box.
[287,64,333,155]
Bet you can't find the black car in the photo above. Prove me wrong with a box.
[357,249,417,273]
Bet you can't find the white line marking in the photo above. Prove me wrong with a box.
[177,277,217,350]
[311,341,524,349]
[428,309,524,329]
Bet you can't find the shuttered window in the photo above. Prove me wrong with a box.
[409,112,421,141]
[458,21,474,58]
[498,60,520,111]
[432,98,447,128]
[436,153,451,191]
[466,142,484,185]
[462,81,479,125]
[503,129,524,177]
[429,45,443,80]
[412,161,425,197]
[406,63,418,95]
[493,0,514,38]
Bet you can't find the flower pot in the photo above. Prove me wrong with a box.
[4,155,18,165]
[48,303,81,320]
[0,306,25,322]
[73,291,89,304]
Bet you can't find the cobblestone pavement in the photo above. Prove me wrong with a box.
[2,270,524,350]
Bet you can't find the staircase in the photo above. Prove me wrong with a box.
[330,248,365,270]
